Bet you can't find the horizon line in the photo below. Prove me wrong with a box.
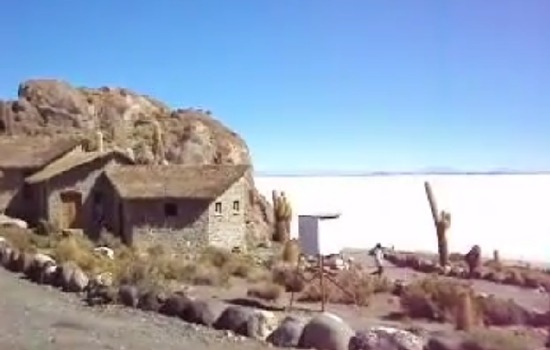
[253,170,550,177]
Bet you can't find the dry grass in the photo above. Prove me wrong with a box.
[298,269,393,306]
[400,277,535,327]
[247,282,284,301]
[0,227,272,289]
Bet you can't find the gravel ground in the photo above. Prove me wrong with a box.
[0,268,272,350]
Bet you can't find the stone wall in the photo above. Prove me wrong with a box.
[123,198,210,252]
[208,176,247,251]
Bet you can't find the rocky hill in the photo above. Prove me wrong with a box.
[0,79,274,242]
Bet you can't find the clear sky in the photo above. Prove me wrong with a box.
[1,1,549,173]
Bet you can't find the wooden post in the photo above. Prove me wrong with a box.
[319,254,326,312]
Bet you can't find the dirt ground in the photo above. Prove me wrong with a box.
[1,250,549,349]
[193,251,549,347]
[0,268,271,350]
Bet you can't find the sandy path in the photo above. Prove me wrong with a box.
[0,268,271,350]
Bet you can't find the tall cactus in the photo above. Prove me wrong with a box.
[424,181,451,267]
[272,190,293,242]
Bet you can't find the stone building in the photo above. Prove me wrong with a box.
[103,164,250,251]
[0,136,80,220]
[25,148,134,237]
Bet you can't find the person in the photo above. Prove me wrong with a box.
[370,243,384,276]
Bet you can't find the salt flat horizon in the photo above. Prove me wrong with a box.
[253,174,550,264]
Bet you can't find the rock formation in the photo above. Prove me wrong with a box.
[0,79,274,242]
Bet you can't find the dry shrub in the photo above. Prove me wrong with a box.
[477,295,532,326]
[400,277,478,322]
[247,282,284,301]
[0,226,59,252]
[187,264,230,286]
[281,239,300,264]
[198,246,258,279]
[272,262,305,292]
[298,269,392,306]
[462,329,536,350]
[54,236,114,274]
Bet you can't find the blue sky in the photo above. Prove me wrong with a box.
[1,1,549,173]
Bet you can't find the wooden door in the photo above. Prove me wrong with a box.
[59,191,83,229]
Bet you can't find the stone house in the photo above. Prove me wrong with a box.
[103,164,250,251]
[0,136,81,220]
[24,148,135,237]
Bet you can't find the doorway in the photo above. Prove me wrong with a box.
[59,190,83,229]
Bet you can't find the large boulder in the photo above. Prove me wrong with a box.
[55,261,88,292]
[0,245,10,267]
[182,298,227,327]
[137,288,165,312]
[118,284,140,308]
[0,79,274,242]
[349,326,425,350]
[159,292,194,317]
[297,312,354,350]
[246,309,279,340]
[266,315,306,348]
[214,306,254,335]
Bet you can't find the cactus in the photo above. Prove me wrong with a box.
[465,245,482,278]
[282,239,301,265]
[455,291,476,331]
[493,249,500,264]
[425,181,452,267]
[272,190,293,242]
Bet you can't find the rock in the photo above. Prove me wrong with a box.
[56,261,77,289]
[137,289,164,312]
[55,261,88,292]
[26,253,56,282]
[425,336,462,350]
[0,245,12,267]
[159,292,194,317]
[68,266,89,292]
[1,79,273,242]
[14,252,34,274]
[246,309,279,340]
[93,247,114,260]
[266,316,306,347]
[297,312,354,350]
[86,284,118,306]
[182,299,227,327]
[91,272,114,287]
[214,306,254,335]
[349,326,425,350]
[40,263,58,285]
[118,285,139,308]
[7,249,21,272]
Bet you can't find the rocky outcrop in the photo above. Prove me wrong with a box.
[0,79,273,242]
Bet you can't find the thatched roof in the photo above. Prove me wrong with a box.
[0,136,80,169]
[26,150,135,184]
[106,164,250,199]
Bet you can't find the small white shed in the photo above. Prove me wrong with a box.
[298,213,342,256]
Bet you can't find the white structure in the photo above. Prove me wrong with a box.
[298,213,342,256]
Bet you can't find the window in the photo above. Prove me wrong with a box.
[214,201,222,214]
[232,200,240,212]
[164,202,178,217]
